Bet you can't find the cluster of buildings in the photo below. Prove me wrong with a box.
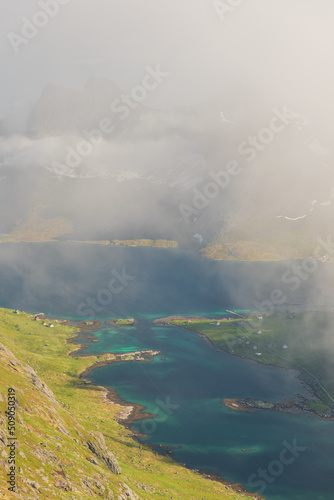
[13,309,55,328]
[34,315,54,327]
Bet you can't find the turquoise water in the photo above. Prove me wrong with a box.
[1,243,334,499]
[88,320,334,500]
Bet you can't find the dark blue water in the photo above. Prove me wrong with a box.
[1,242,334,500]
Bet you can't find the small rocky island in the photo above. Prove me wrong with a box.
[107,318,136,326]
[223,397,334,419]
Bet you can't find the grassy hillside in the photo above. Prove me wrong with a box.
[0,308,257,499]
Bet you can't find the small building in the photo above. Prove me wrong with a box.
[256,330,263,335]
[216,321,220,326]
[255,352,262,356]
[48,324,54,328]
[282,344,288,349]
[257,315,263,320]
[35,316,40,321]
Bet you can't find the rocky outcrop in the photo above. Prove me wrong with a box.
[118,482,140,500]
[87,432,121,475]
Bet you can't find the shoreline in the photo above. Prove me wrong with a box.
[64,318,162,427]
[94,387,265,500]
[40,316,162,429]
[2,239,334,266]
[60,316,264,500]
[153,315,334,418]
[94,384,265,500]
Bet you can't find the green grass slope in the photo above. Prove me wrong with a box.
[0,308,257,500]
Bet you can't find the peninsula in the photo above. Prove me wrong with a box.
[154,311,334,417]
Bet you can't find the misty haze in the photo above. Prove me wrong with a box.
[1,1,334,499]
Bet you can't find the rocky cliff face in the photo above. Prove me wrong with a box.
[87,432,121,475]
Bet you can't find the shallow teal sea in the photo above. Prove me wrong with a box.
[87,318,334,500]
[1,243,334,499]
